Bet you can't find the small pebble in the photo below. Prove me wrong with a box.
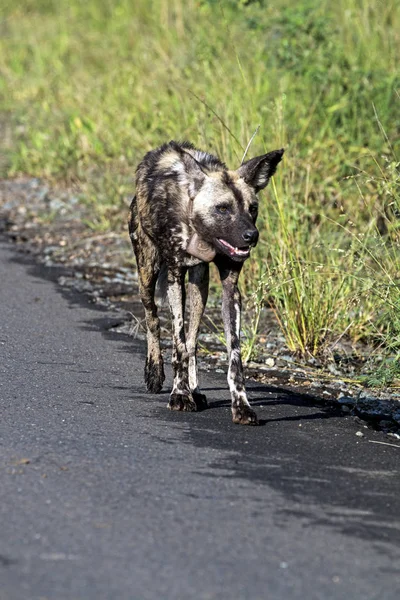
[355,431,364,437]
[310,381,321,388]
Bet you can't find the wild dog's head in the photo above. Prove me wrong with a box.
[182,147,284,262]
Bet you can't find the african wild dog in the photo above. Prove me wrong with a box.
[129,141,284,425]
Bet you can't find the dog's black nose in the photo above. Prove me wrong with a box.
[242,230,259,244]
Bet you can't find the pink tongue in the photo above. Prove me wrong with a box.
[218,239,249,255]
[220,239,235,251]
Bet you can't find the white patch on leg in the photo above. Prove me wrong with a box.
[167,279,191,394]
[167,284,182,331]
[234,301,241,339]
[188,354,198,391]
[228,348,250,406]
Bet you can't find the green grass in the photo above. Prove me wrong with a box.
[1,0,400,379]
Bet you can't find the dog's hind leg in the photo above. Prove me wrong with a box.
[217,263,258,425]
[138,253,165,394]
[167,268,197,412]
[129,206,165,393]
[187,263,209,410]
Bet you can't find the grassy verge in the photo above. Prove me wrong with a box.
[1,0,400,380]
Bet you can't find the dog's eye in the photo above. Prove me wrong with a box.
[216,205,230,214]
[249,204,258,215]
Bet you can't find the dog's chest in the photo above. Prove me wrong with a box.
[168,223,207,267]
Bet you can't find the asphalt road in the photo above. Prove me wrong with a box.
[1,238,400,600]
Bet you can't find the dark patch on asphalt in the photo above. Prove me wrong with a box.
[151,397,400,548]
[0,554,17,567]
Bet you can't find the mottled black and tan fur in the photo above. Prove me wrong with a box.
[129,141,284,425]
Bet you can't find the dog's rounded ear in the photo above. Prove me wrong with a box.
[237,149,284,193]
[181,150,207,179]
[173,146,208,197]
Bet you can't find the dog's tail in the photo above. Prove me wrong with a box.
[155,262,168,305]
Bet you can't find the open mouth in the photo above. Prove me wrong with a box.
[216,238,251,260]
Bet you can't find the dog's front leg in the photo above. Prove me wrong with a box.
[167,268,197,412]
[218,264,258,425]
[187,263,209,410]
